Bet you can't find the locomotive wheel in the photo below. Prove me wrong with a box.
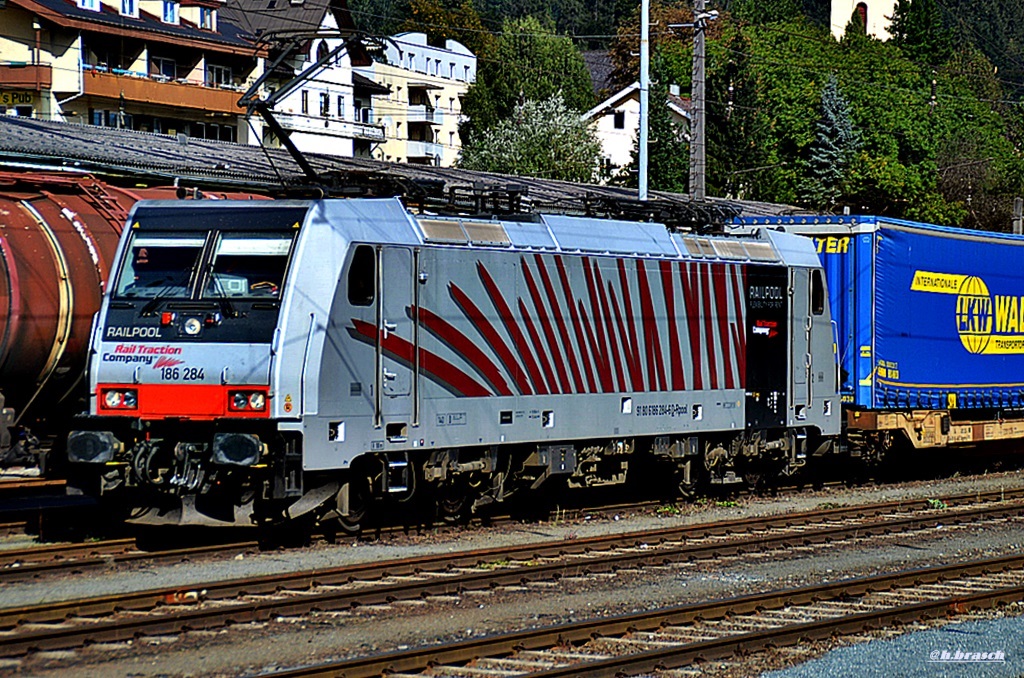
[334,475,369,534]
[435,482,471,525]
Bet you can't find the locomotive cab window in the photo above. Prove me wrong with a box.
[114,234,205,298]
[202,233,294,300]
[348,245,375,306]
[811,269,825,316]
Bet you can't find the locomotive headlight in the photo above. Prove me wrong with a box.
[101,388,138,410]
[228,390,268,413]
[104,390,122,409]
[184,317,202,335]
[248,392,266,411]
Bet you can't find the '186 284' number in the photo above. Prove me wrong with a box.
[160,367,205,381]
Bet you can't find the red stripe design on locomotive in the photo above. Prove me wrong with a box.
[476,263,549,395]
[517,298,560,394]
[680,262,704,390]
[636,259,667,391]
[555,256,597,393]
[521,259,572,393]
[415,307,514,396]
[581,259,614,392]
[713,263,736,390]
[607,284,638,391]
[536,255,585,393]
[594,265,626,392]
[615,260,644,391]
[659,260,685,390]
[731,265,747,384]
[698,263,720,390]
[350,319,491,397]
[352,252,754,398]
[577,298,612,391]
[448,282,533,395]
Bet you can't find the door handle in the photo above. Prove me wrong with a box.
[383,320,397,339]
[383,368,397,381]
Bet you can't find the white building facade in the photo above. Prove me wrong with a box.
[583,83,690,180]
[831,0,897,40]
[356,32,476,167]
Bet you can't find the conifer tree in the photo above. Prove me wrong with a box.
[800,75,860,210]
[889,0,953,66]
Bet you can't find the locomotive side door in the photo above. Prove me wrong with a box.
[790,267,812,415]
[376,246,415,428]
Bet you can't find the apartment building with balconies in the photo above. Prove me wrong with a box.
[356,32,475,167]
[221,0,387,157]
[0,0,263,140]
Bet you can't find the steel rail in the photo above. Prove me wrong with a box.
[2,486,1021,585]
[0,491,1020,655]
[0,540,262,583]
[268,553,1024,678]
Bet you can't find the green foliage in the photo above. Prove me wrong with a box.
[731,0,802,25]
[347,0,408,37]
[941,0,1024,99]
[800,75,860,210]
[458,95,603,182]
[399,0,495,58]
[460,16,595,145]
[889,0,953,66]
[706,26,764,198]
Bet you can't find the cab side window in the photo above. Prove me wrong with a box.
[348,245,375,306]
[811,269,825,316]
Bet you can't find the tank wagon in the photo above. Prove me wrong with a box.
[733,214,1024,459]
[66,198,839,528]
[0,171,264,465]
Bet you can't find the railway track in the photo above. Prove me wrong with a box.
[275,553,1024,678]
[0,538,263,583]
[0,487,1021,657]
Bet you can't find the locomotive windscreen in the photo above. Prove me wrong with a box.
[102,202,309,343]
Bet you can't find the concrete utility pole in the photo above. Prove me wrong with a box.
[639,0,650,201]
[689,0,707,201]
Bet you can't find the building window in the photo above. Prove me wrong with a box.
[162,0,179,23]
[206,64,232,87]
[613,111,625,129]
[317,40,329,63]
[199,7,214,29]
[449,131,454,147]
[77,0,100,11]
[152,57,176,80]
[319,92,330,117]
[855,2,868,32]
[301,90,309,114]
[449,62,455,78]
[336,95,345,119]
[121,0,138,16]
[463,65,469,81]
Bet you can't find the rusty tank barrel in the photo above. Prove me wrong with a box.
[0,171,263,453]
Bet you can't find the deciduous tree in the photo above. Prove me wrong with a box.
[458,95,603,182]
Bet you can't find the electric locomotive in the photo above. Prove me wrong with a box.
[67,199,839,528]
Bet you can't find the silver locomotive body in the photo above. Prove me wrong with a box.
[68,199,838,527]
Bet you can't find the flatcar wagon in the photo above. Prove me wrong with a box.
[66,199,839,528]
[732,214,1024,460]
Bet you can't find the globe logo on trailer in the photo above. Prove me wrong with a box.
[955,276,992,354]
